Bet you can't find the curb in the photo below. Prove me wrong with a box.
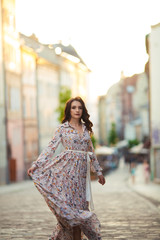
[126,178,160,210]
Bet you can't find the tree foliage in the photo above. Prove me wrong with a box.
[91,134,97,149]
[56,86,71,123]
[108,122,118,146]
[128,139,140,148]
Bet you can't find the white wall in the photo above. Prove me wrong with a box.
[133,72,149,139]
[149,23,160,180]
[150,24,160,146]
[124,123,136,140]
[37,65,59,151]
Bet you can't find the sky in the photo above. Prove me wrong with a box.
[15,0,160,100]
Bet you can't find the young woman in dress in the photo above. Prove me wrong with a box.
[27,96,105,240]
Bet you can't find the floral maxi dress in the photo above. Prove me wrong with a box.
[30,121,103,240]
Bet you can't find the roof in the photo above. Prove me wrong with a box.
[151,22,160,29]
[53,43,87,66]
[19,33,59,65]
[19,33,89,70]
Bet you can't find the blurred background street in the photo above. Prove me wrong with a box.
[0,159,160,240]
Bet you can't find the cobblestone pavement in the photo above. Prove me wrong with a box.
[0,162,160,240]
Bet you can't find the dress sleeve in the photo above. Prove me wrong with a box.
[88,138,103,176]
[32,125,62,168]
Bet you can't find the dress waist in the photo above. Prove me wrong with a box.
[65,149,92,155]
[64,149,94,211]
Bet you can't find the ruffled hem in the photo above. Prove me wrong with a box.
[31,174,101,240]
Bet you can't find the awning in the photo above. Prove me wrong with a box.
[95,146,115,155]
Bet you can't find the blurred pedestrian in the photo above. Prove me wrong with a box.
[143,159,150,184]
[130,161,136,184]
[27,96,105,240]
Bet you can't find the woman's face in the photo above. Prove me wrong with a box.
[70,101,83,120]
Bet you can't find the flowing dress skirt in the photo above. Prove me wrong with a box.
[31,151,101,240]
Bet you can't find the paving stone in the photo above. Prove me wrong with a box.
[0,164,160,240]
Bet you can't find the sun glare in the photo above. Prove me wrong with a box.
[15,0,160,99]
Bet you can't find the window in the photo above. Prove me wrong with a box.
[30,97,36,118]
[10,87,20,111]
[22,53,35,85]
[23,97,27,117]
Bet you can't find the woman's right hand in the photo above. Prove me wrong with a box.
[27,166,37,176]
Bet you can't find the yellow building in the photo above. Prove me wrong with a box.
[20,34,90,158]
[149,23,160,182]
[0,0,8,184]
[20,40,38,178]
[0,0,24,184]
[53,43,89,101]
[0,0,90,184]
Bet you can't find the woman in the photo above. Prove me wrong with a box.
[27,96,105,240]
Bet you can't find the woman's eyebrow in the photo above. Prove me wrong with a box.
[71,105,82,107]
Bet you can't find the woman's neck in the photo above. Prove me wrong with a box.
[69,118,81,126]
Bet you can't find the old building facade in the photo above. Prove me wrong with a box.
[1,0,24,183]
[0,1,90,184]
[98,70,149,146]
[149,23,160,182]
[0,0,8,184]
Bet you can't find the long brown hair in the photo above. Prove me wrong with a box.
[62,96,93,134]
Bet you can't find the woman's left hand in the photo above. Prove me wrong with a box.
[98,175,105,185]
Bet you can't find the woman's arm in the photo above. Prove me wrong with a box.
[88,138,103,176]
[88,138,105,185]
[31,125,62,169]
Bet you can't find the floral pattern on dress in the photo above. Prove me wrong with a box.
[30,121,103,240]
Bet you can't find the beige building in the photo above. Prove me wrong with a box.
[0,1,90,184]
[19,34,90,156]
[20,43,38,178]
[98,81,123,145]
[98,70,149,146]
[0,0,8,184]
[20,33,61,155]
[106,82,122,140]
[37,61,59,151]
[0,0,24,183]
[149,23,160,182]
[19,34,91,179]
[132,72,149,140]
[98,96,107,145]
[54,43,89,101]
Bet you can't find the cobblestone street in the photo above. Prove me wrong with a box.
[0,162,160,240]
